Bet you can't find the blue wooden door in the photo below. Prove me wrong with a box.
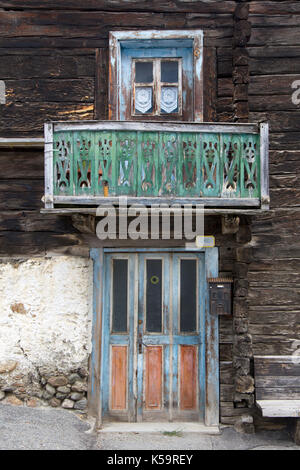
[101,252,205,422]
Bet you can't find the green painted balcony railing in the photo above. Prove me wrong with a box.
[44,121,269,209]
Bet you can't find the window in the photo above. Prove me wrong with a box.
[132,58,182,116]
[109,30,204,122]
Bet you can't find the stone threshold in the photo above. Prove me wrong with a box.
[99,422,221,434]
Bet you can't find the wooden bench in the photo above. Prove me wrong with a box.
[254,355,300,445]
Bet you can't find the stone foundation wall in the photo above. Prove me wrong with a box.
[0,256,93,410]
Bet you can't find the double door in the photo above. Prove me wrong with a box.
[101,252,206,422]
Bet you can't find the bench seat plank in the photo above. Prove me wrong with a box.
[256,400,300,418]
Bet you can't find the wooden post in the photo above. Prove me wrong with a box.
[295,419,300,446]
[260,122,270,210]
[44,122,54,209]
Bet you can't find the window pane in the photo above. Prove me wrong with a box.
[161,86,178,114]
[135,87,153,114]
[146,260,162,332]
[112,259,128,333]
[180,259,197,332]
[135,61,153,83]
[161,61,178,83]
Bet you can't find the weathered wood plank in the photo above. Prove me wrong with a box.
[256,388,300,400]
[249,46,300,59]
[94,48,108,120]
[249,95,299,112]
[255,356,300,364]
[249,3,300,15]
[256,400,300,418]
[0,1,237,13]
[249,75,300,96]
[256,376,300,388]
[250,27,300,47]
[220,362,233,385]
[0,211,76,233]
[0,37,107,49]
[0,11,191,37]
[52,196,261,207]
[0,54,95,79]
[5,78,94,104]
[0,231,83,256]
[250,112,300,133]
[53,121,259,134]
[0,180,44,210]
[0,103,94,135]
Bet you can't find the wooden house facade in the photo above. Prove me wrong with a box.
[0,1,299,434]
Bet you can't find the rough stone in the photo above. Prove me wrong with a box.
[10,303,27,315]
[236,375,255,394]
[45,384,56,396]
[70,392,83,401]
[0,391,5,400]
[233,334,252,358]
[234,392,255,407]
[68,373,80,385]
[233,357,250,376]
[2,386,15,393]
[233,298,248,318]
[48,376,68,388]
[234,318,248,335]
[74,398,87,410]
[234,415,255,434]
[56,392,68,400]
[5,395,23,406]
[42,390,53,400]
[49,397,61,408]
[62,399,74,409]
[56,386,70,394]
[0,361,18,374]
[26,398,39,407]
[78,368,88,378]
[71,381,87,393]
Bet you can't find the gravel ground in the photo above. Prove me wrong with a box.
[0,403,298,450]
[0,403,97,450]
[97,427,299,450]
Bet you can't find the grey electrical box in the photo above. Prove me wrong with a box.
[208,278,233,316]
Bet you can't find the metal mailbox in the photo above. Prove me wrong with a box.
[208,278,233,316]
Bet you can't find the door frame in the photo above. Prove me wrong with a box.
[89,246,219,428]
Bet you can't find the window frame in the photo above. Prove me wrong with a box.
[108,30,204,122]
[131,57,183,117]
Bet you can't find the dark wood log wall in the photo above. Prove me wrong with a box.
[0,1,235,258]
[247,2,300,360]
[0,1,299,428]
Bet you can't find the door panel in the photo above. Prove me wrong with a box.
[102,254,136,421]
[102,252,205,423]
[110,345,128,411]
[137,253,170,421]
[144,346,163,410]
[179,345,198,410]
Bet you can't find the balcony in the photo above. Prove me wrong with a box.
[43,121,269,212]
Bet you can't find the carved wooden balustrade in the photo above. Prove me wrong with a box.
[44,121,269,210]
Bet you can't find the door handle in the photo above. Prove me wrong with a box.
[138,339,147,354]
